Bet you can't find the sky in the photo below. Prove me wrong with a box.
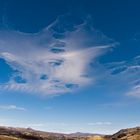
[0,0,140,134]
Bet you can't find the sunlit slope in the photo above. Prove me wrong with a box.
[87,135,108,140]
[110,127,140,140]
[0,135,22,140]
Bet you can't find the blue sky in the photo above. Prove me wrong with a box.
[0,0,140,134]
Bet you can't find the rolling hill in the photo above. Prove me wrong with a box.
[0,126,139,140]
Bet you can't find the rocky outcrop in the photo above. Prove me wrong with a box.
[110,127,140,140]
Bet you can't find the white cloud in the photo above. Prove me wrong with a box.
[0,105,26,111]
[0,15,115,95]
[87,122,112,126]
[127,85,140,97]
[105,56,140,97]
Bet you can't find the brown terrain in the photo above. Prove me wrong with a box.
[0,126,139,140]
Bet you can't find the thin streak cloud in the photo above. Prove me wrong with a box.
[105,55,140,97]
[0,105,26,111]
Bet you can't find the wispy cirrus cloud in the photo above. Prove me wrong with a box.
[87,122,112,126]
[127,85,140,97]
[0,105,26,111]
[105,55,140,97]
[0,14,115,95]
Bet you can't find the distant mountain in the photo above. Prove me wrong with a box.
[0,126,139,140]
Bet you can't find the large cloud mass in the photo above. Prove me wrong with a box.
[0,14,115,95]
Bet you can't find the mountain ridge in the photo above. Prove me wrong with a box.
[0,126,139,140]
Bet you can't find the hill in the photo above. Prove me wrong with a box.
[0,126,139,140]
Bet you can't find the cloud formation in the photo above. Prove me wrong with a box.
[0,105,26,111]
[105,55,140,97]
[87,122,112,126]
[0,14,115,95]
